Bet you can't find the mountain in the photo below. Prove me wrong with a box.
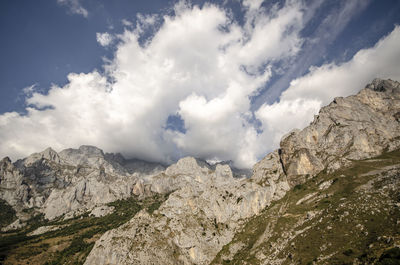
[0,78,400,265]
[0,145,167,223]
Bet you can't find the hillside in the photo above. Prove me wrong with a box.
[212,149,400,264]
[0,78,399,264]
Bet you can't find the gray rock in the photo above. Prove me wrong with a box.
[1,219,25,232]
[280,78,400,184]
[0,146,165,220]
[89,205,115,217]
[86,78,400,264]
[27,225,63,236]
[85,156,288,265]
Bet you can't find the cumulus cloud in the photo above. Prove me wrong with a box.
[57,0,88,18]
[0,0,306,168]
[96,32,114,47]
[256,25,400,148]
[256,98,322,149]
[2,1,400,169]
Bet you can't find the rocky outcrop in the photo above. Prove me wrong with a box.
[251,150,290,200]
[85,78,400,264]
[0,146,256,223]
[0,145,165,222]
[0,156,44,218]
[280,78,400,184]
[85,156,288,265]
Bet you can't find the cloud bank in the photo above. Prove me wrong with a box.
[1,1,400,168]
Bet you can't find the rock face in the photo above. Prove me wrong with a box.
[85,157,288,265]
[280,78,400,184]
[85,78,400,264]
[0,146,165,221]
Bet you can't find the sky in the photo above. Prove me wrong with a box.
[0,0,400,168]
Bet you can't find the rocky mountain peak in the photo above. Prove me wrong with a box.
[280,78,400,185]
[365,78,400,92]
[23,147,61,165]
[0,157,14,174]
[57,145,109,170]
[165,156,211,176]
[1,156,12,165]
[58,145,105,163]
[77,145,105,156]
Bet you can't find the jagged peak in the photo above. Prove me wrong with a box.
[365,78,400,92]
[77,145,105,156]
[165,156,212,176]
[278,78,400,181]
[41,147,59,157]
[23,147,61,165]
[0,156,12,164]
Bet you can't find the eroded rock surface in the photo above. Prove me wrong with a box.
[86,78,400,265]
[85,156,287,265]
[280,78,400,184]
[0,146,164,221]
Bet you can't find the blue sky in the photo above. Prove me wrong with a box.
[1,0,400,168]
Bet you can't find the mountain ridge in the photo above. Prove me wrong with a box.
[0,78,399,264]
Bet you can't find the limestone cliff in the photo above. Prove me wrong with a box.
[0,145,165,222]
[280,78,400,184]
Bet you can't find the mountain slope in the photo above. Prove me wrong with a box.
[211,149,400,264]
[0,145,165,224]
[0,78,399,265]
[85,78,400,265]
[280,78,400,182]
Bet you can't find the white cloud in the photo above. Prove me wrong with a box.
[253,0,371,106]
[256,98,322,148]
[282,25,400,104]
[122,19,133,27]
[256,25,400,151]
[133,13,160,36]
[0,1,305,168]
[96,32,114,47]
[22,84,37,95]
[2,2,400,169]
[242,0,264,11]
[57,0,88,18]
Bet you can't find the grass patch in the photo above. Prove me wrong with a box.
[0,193,169,264]
[0,199,16,228]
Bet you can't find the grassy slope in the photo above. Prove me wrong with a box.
[212,149,400,265]
[0,193,169,265]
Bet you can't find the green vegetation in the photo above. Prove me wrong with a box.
[211,149,400,265]
[377,247,400,265]
[0,199,16,228]
[147,201,162,214]
[0,193,169,265]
